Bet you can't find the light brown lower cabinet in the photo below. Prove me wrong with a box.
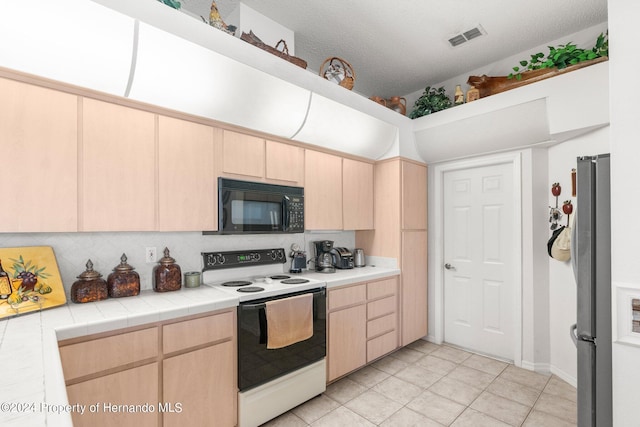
[328,304,367,381]
[65,363,159,427]
[327,276,399,382]
[163,341,235,427]
[401,230,428,346]
[59,308,237,427]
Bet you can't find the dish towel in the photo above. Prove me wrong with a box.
[265,293,313,349]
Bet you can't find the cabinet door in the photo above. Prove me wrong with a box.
[66,363,159,427]
[402,161,427,230]
[163,341,236,427]
[401,230,428,345]
[158,116,217,231]
[304,150,342,230]
[328,304,366,381]
[222,130,264,178]
[81,98,155,231]
[343,158,374,230]
[265,140,304,184]
[0,78,77,232]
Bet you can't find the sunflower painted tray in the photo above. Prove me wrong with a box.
[0,246,66,319]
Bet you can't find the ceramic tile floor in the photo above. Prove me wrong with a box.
[262,341,577,427]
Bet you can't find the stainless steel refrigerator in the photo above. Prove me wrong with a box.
[570,154,612,427]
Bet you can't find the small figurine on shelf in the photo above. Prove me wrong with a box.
[466,86,480,103]
[205,0,237,35]
[454,85,465,105]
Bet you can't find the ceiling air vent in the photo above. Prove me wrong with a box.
[448,24,486,47]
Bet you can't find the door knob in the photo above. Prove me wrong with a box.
[444,263,454,270]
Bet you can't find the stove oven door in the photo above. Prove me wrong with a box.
[237,288,326,391]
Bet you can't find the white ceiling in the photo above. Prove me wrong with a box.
[181,0,607,98]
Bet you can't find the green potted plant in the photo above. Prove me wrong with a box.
[409,86,453,119]
[509,32,608,80]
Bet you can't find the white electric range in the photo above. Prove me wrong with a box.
[201,248,327,427]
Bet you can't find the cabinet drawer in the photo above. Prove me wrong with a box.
[367,277,397,300]
[367,330,398,363]
[367,295,397,320]
[59,327,158,382]
[163,310,234,354]
[367,313,397,339]
[329,284,366,311]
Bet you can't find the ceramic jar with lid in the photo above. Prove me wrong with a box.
[107,253,140,298]
[71,260,108,303]
[153,247,182,292]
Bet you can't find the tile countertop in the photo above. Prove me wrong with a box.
[0,266,399,427]
[302,265,400,289]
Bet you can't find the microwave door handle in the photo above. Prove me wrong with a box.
[282,196,291,231]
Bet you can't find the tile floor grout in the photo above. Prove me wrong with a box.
[262,340,577,426]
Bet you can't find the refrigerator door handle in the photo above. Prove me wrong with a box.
[570,323,578,347]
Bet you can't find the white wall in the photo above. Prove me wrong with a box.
[608,2,640,425]
[404,22,609,116]
[520,148,550,372]
[546,126,609,386]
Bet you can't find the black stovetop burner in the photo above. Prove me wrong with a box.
[270,275,290,280]
[222,280,253,287]
[237,286,264,293]
[281,278,309,285]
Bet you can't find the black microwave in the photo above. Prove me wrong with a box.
[212,178,304,234]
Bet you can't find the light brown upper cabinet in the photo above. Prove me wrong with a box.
[221,130,304,186]
[81,98,156,231]
[304,150,343,230]
[402,161,428,230]
[343,158,374,230]
[0,78,78,232]
[221,130,265,179]
[265,140,304,185]
[158,116,218,231]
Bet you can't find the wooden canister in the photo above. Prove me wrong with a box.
[71,260,108,303]
[107,253,140,298]
[153,247,182,292]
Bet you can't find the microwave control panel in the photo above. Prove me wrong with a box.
[287,195,304,232]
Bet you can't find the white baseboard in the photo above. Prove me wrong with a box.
[549,364,577,388]
[425,334,441,344]
[520,360,551,374]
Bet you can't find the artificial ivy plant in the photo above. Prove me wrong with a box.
[157,0,181,10]
[409,86,453,119]
[508,32,608,80]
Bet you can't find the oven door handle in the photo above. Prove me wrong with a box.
[241,302,266,310]
[239,288,326,311]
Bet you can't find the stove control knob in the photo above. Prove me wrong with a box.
[216,254,226,265]
[269,251,277,260]
[206,254,216,266]
[277,250,284,259]
[251,253,261,261]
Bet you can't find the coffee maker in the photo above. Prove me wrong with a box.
[313,240,335,273]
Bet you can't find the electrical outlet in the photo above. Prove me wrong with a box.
[145,247,157,263]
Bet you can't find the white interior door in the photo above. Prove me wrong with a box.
[443,162,515,360]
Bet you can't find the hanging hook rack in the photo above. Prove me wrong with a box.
[549,183,563,230]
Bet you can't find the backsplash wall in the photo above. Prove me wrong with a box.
[0,231,355,296]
